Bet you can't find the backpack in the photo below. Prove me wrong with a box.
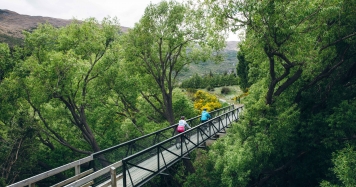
[177,125,185,133]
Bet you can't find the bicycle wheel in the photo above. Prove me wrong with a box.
[175,136,181,149]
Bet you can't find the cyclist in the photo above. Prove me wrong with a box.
[177,116,191,133]
[176,116,191,148]
[200,108,211,123]
[200,108,211,132]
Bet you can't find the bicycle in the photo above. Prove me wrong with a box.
[175,132,190,149]
[201,119,211,135]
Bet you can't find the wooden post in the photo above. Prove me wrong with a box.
[75,165,80,175]
[29,183,35,187]
[110,167,117,187]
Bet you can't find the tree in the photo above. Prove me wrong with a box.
[321,145,356,187]
[236,50,250,92]
[0,43,13,83]
[14,18,122,154]
[121,0,225,125]
[193,0,356,186]
[0,43,41,185]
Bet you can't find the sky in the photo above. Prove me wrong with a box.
[1,0,239,41]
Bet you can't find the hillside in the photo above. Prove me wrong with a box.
[0,9,129,46]
[181,41,239,79]
[178,48,238,81]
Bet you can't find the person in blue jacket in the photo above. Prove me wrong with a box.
[200,108,211,123]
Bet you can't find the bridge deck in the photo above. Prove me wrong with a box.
[98,119,231,187]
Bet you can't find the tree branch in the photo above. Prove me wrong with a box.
[140,91,165,117]
[320,32,356,51]
[295,46,350,103]
[274,69,303,97]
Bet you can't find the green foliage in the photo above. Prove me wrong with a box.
[121,0,225,124]
[0,43,44,184]
[192,0,356,186]
[183,150,222,187]
[321,145,356,187]
[206,85,214,91]
[0,17,136,185]
[220,87,230,95]
[0,6,201,185]
[0,43,18,83]
[2,0,356,186]
[236,50,250,92]
[172,88,199,121]
[18,18,123,153]
[181,73,203,89]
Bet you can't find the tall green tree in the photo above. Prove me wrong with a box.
[121,0,225,125]
[236,50,250,92]
[14,18,122,154]
[0,43,40,185]
[0,43,13,83]
[191,0,356,186]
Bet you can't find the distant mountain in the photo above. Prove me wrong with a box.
[0,9,129,46]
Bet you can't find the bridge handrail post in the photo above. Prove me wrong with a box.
[218,117,221,132]
[123,160,127,187]
[181,133,184,156]
[197,127,200,145]
[75,165,80,175]
[110,167,117,187]
[157,145,160,172]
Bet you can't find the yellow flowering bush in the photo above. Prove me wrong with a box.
[193,90,222,112]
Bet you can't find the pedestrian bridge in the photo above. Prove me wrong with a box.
[9,105,243,187]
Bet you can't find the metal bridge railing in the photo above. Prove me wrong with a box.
[121,106,243,187]
[89,105,235,185]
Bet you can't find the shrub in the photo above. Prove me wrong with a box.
[193,90,222,112]
[221,87,231,95]
[186,88,197,93]
[206,85,214,91]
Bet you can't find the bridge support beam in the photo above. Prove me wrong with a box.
[198,142,206,149]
